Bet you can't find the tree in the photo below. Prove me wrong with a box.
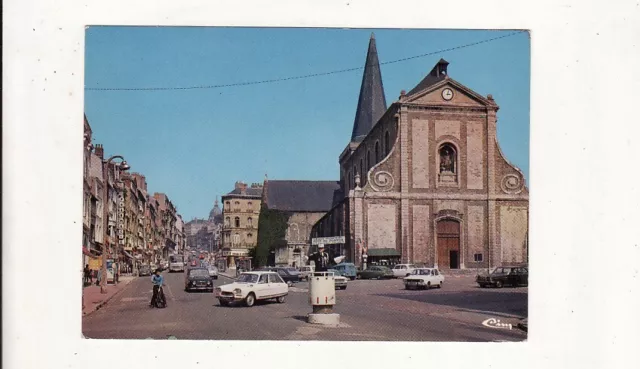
[255,205,290,267]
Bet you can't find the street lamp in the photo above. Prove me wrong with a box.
[101,156,130,294]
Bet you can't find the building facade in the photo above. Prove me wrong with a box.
[312,36,529,271]
[261,180,341,267]
[221,182,263,268]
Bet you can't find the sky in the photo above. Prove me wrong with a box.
[85,27,530,220]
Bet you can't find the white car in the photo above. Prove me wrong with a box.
[392,264,417,278]
[403,268,445,290]
[207,265,219,279]
[215,272,288,307]
[326,269,348,290]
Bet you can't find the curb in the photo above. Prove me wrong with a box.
[83,279,134,317]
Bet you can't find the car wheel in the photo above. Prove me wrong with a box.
[426,282,431,290]
[438,282,443,289]
[276,295,286,303]
[287,281,292,287]
[245,293,256,307]
[495,281,503,288]
[219,300,229,307]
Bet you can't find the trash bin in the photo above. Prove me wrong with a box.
[309,271,336,313]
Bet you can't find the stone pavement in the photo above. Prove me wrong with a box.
[82,276,135,316]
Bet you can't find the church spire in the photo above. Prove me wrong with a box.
[351,33,387,143]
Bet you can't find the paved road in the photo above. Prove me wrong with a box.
[83,271,527,341]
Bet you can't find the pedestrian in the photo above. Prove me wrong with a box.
[149,268,164,308]
[83,264,91,286]
[96,269,102,286]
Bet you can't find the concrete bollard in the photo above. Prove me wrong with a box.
[307,271,340,326]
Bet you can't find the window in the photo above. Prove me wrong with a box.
[225,201,230,209]
[277,270,287,276]
[367,150,371,169]
[268,274,282,284]
[234,217,240,227]
[258,275,268,284]
[359,159,364,183]
[247,233,253,238]
[374,141,380,163]
[224,217,230,227]
[474,253,483,262]
[247,217,253,227]
[233,233,240,244]
[384,131,390,156]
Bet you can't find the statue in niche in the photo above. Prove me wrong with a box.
[439,145,456,173]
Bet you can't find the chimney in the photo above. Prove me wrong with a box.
[94,144,104,159]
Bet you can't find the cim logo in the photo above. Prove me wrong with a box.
[482,318,513,330]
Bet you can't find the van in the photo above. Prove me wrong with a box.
[333,263,357,280]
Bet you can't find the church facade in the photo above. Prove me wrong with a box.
[311,35,529,271]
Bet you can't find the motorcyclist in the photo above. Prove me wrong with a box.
[149,268,164,308]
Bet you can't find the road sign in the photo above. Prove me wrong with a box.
[311,236,345,245]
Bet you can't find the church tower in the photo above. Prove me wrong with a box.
[209,197,222,222]
[350,33,387,143]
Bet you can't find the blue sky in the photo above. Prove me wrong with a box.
[85,27,530,220]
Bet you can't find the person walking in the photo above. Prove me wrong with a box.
[83,264,91,286]
[149,269,164,308]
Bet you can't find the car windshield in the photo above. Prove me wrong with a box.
[208,266,217,271]
[285,268,299,273]
[236,273,260,283]
[188,269,209,278]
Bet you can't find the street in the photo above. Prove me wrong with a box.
[83,271,527,341]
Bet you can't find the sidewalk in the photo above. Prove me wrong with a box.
[82,276,135,316]
[218,270,237,279]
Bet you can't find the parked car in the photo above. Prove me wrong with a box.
[327,269,348,290]
[258,267,300,286]
[476,266,528,288]
[184,267,214,292]
[357,266,394,279]
[138,265,152,277]
[403,268,444,290]
[298,265,315,281]
[207,265,219,279]
[392,264,417,278]
[332,263,357,280]
[215,272,288,307]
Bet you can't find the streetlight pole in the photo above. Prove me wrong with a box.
[101,155,130,294]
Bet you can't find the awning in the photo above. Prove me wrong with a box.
[122,250,134,259]
[367,248,401,257]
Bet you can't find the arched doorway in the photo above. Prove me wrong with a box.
[437,219,460,269]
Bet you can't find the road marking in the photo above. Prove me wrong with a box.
[164,283,176,301]
[121,297,147,302]
[289,287,309,293]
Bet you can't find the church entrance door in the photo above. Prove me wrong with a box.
[437,220,460,269]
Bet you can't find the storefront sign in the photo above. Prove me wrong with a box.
[311,236,345,245]
[117,193,125,245]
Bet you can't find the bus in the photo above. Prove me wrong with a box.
[169,254,185,273]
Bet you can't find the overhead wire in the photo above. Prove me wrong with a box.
[85,30,526,92]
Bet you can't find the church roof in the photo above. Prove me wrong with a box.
[406,58,450,97]
[351,33,387,143]
[264,180,341,212]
